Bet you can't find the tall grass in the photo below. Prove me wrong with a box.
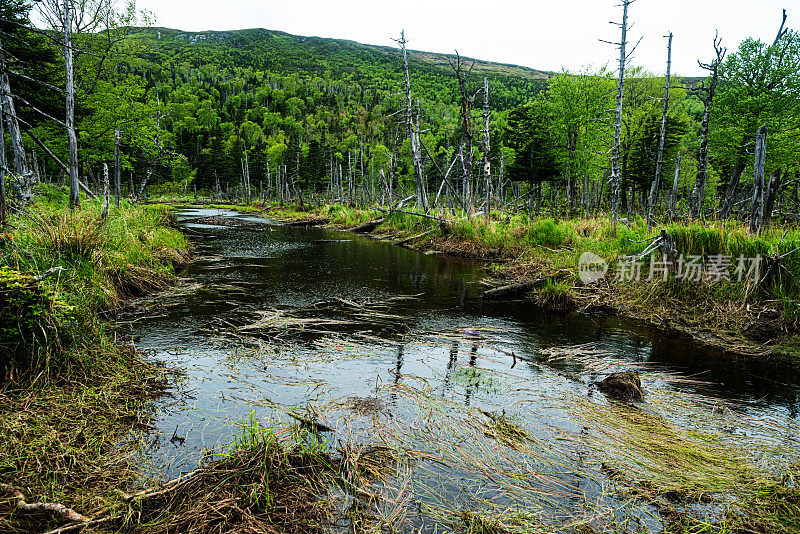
[0,197,188,383]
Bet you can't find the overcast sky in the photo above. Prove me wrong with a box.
[132,0,790,77]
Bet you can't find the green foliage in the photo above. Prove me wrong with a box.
[506,101,561,185]
[712,30,800,179]
[0,267,73,380]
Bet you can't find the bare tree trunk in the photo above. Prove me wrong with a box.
[668,153,682,219]
[610,0,630,229]
[749,125,767,234]
[243,146,251,204]
[690,105,711,221]
[763,167,781,230]
[450,53,475,216]
[0,38,30,202]
[397,30,427,213]
[719,135,750,219]
[64,0,80,208]
[101,163,109,218]
[690,35,725,221]
[114,127,121,207]
[136,167,153,202]
[0,104,6,230]
[482,77,491,223]
[649,32,673,230]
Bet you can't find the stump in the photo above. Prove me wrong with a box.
[596,371,644,401]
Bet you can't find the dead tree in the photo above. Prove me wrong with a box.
[101,162,109,218]
[63,0,80,208]
[608,0,635,229]
[0,104,6,229]
[0,37,31,202]
[114,126,120,206]
[721,10,789,219]
[482,77,491,222]
[648,32,673,230]
[719,136,751,219]
[668,152,682,219]
[763,167,782,229]
[395,30,428,213]
[690,33,726,221]
[449,52,478,216]
[749,124,767,233]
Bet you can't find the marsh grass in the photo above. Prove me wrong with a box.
[537,278,577,311]
[0,352,169,533]
[0,199,188,382]
[128,414,336,534]
[0,196,190,532]
[126,411,406,534]
[570,386,800,533]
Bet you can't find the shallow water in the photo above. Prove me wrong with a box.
[120,207,800,532]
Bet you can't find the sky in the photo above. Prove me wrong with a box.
[130,0,790,77]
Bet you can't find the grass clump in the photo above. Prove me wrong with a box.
[537,278,577,311]
[457,509,510,534]
[0,198,188,382]
[129,413,337,534]
[480,410,530,447]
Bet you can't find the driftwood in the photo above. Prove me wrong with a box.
[481,282,534,299]
[350,217,384,233]
[0,483,89,524]
[393,229,436,247]
[44,515,120,534]
[481,280,544,300]
[26,266,64,285]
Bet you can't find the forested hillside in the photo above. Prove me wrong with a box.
[113,26,550,196]
[0,6,726,215]
[11,21,550,200]
[5,7,792,229]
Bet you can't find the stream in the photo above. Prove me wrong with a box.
[119,207,800,532]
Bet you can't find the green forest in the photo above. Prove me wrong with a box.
[2,2,795,220]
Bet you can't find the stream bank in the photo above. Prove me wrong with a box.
[229,201,800,368]
[0,199,189,533]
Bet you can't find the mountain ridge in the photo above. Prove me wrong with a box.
[134,26,555,81]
